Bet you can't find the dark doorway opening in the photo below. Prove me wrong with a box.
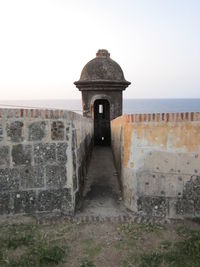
[94,99,111,146]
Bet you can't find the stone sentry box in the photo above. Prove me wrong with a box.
[74,49,130,146]
[0,109,93,216]
[74,49,131,120]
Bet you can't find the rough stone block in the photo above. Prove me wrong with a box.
[72,139,78,191]
[7,121,24,142]
[137,171,184,198]
[175,199,194,216]
[175,153,200,175]
[165,175,184,198]
[46,165,66,188]
[34,143,56,164]
[28,121,47,141]
[194,199,200,216]
[143,151,200,175]
[137,196,168,217]
[137,172,166,196]
[168,199,178,218]
[0,124,3,142]
[0,193,10,214]
[60,188,72,213]
[37,188,71,212]
[51,121,64,140]
[13,191,36,214]
[0,168,19,191]
[183,175,200,200]
[12,144,32,165]
[37,190,54,212]
[66,123,71,141]
[20,165,44,189]
[142,126,168,148]
[0,146,10,166]
[144,151,176,173]
[73,166,78,191]
[56,143,68,163]
[72,129,77,150]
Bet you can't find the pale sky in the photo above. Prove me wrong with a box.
[0,0,200,100]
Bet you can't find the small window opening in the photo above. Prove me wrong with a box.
[99,104,103,113]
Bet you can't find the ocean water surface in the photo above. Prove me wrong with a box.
[0,99,200,115]
[123,99,200,114]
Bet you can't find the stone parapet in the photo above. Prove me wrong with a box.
[0,108,93,216]
[111,112,200,219]
[117,112,200,123]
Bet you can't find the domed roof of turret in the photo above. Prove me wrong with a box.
[79,49,127,82]
[74,49,131,90]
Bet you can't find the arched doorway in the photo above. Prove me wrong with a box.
[94,99,111,146]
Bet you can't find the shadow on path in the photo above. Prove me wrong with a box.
[77,146,128,217]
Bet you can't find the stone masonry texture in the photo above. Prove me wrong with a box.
[111,112,200,219]
[1,108,200,220]
[0,108,93,216]
[28,121,47,141]
[7,121,24,142]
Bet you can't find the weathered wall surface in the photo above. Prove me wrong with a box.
[81,90,122,120]
[111,112,200,219]
[0,109,93,216]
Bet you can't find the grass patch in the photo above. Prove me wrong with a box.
[139,230,200,267]
[1,219,200,267]
[139,252,163,267]
[0,223,67,266]
[160,240,171,250]
[190,217,200,224]
[4,243,66,267]
[80,258,96,267]
[116,222,165,251]
[117,223,165,266]
[81,239,103,259]
[6,224,35,249]
[176,225,191,238]
[118,254,136,267]
[119,223,164,240]
[34,243,66,265]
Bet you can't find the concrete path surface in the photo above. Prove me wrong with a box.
[77,146,129,217]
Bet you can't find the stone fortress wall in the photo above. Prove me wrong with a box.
[0,108,93,216]
[111,112,200,219]
[1,107,200,220]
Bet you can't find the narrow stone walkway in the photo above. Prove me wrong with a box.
[77,146,128,217]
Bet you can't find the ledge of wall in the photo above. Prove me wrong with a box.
[0,108,93,216]
[111,112,200,219]
[121,112,200,123]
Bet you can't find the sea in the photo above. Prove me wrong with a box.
[0,99,200,115]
